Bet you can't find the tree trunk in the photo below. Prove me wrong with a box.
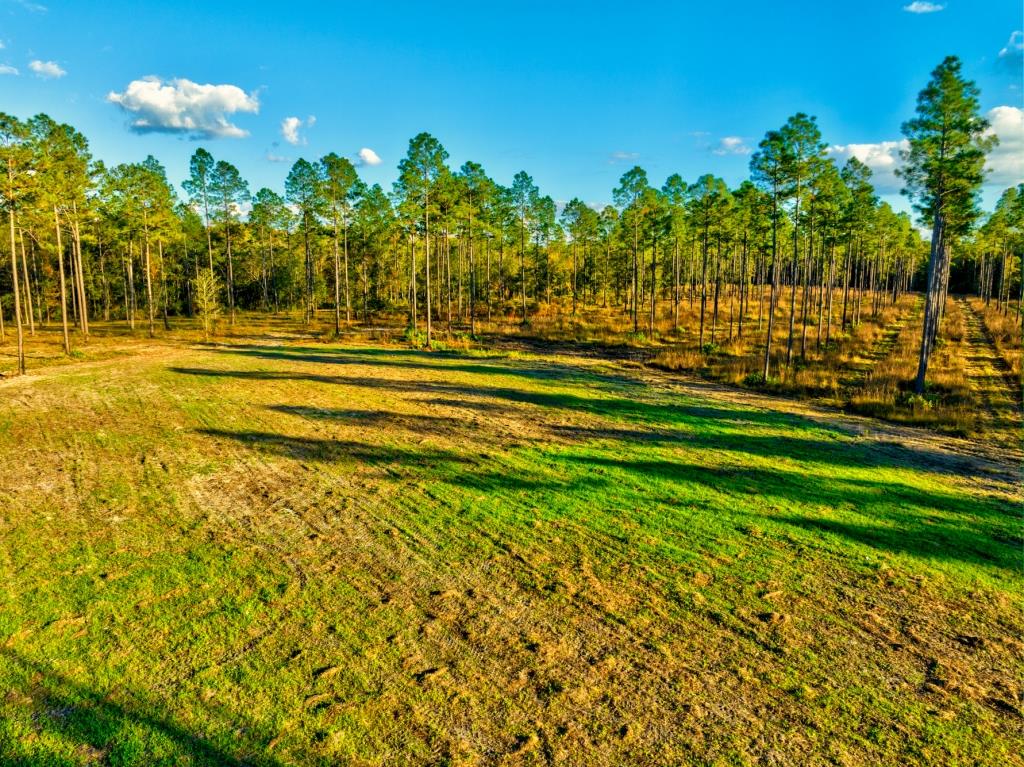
[7,161,24,374]
[425,193,432,345]
[914,212,945,393]
[344,221,351,325]
[53,206,71,355]
[763,194,779,381]
[333,213,342,334]
[143,213,155,338]
[19,229,34,336]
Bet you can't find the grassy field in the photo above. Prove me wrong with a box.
[0,323,1021,766]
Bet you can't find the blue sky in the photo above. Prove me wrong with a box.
[1,0,1021,215]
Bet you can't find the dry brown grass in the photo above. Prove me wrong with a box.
[972,299,1023,380]
[487,290,1016,444]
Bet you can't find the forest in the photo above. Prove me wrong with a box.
[0,51,1021,767]
[3,59,1019,384]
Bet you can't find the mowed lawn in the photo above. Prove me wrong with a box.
[0,336,1020,766]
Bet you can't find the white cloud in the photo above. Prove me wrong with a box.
[281,116,302,145]
[998,30,1023,71]
[1000,30,1023,57]
[29,59,65,78]
[281,115,315,146]
[903,2,944,13]
[984,105,1024,187]
[0,64,17,76]
[265,151,288,163]
[828,140,909,193]
[356,147,381,166]
[107,76,259,138]
[712,136,751,156]
[608,151,640,164]
[827,105,1023,194]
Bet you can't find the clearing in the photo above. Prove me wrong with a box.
[0,328,1021,766]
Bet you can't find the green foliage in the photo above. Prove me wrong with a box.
[401,326,428,348]
[192,268,221,339]
[898,56,993,234]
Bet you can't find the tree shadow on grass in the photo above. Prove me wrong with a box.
[197,427,601,494]
[557,453,1021,572]
[170,365,820,434]
[267,404,461,431]
[197,428,474,468]
[0,648,285,766]
[204,343,636,386]
[170,360,1017,484]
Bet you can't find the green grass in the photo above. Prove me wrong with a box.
[0,337,1020,766]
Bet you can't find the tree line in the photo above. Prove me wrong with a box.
[0,56,1017,391]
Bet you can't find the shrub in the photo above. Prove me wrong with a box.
[401,326,428,348]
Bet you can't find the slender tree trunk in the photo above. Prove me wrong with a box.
[786,182,801,367]
[914,211,945,393]
[825,240,836,347]
[468,214,476,336]
[7,162,24,374]
[446,228,452,332]
[763,194,779,381]
[71,203,89,337]
[699,223,708,348]
[739,233,748,337]
[520,217,527,323]
[425,193,432,345]
[649,237,657,338]
[204,194,214,273]
[673,238,680,332]
[53,206,71,355]
[344,220,351,325]
[711,237,721,345]
[126,241,135,330]
[142,212,155,338]
[333,212,342,334]
[225,217,235,327]
[159,239,170,330]
[800,216,812,359]
[626,217,634,333]
[19,229,34,336]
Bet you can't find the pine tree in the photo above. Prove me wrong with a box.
[898,56,994,393]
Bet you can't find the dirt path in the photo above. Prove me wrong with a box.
[958,297,1022,443]
[839,297,922,389]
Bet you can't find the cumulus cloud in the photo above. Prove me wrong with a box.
[280,116,302,145]
[712,136,751,156]
[0,64,18,76]
[827,105,1024,194]
[984,105,1024,187]
[265,151,288,163]
[281,115,315,145]
[903,2,944,13]
[356,147,381,166]
[29,59,65,78]
[107,77,258,138]
[828,140,909,193]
